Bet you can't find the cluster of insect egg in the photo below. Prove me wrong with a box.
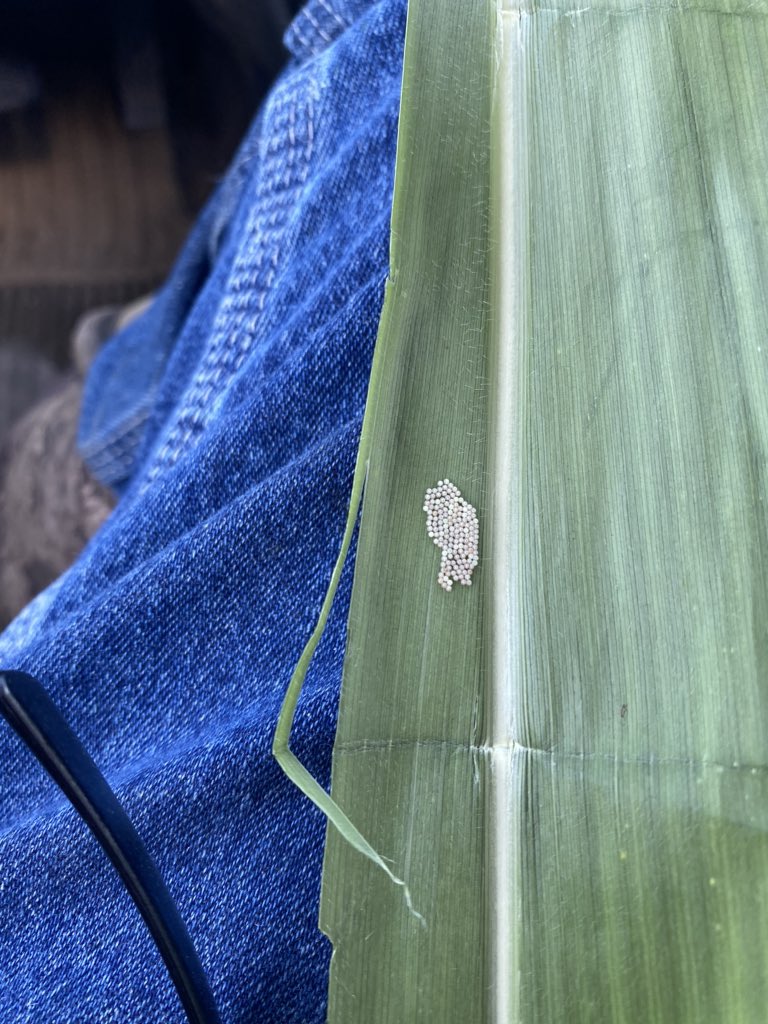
[423,479,479,592]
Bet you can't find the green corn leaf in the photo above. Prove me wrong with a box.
[277,0,768,1018]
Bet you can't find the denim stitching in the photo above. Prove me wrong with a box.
[304,6,335,44]
[145,73,321,482]
[317,0,352,29]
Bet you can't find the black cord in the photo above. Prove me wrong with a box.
[0,670,221,1024]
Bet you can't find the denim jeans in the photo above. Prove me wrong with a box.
[0,1,405,1019]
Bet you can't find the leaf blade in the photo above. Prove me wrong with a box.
[318,0,768,1020]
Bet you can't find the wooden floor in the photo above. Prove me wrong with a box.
[0,60,193,434]
[0,63,191,288]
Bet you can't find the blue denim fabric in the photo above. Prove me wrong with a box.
[0,1,405,1019]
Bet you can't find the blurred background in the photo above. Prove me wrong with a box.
[0,0,302,626]
[0,0,300,442]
